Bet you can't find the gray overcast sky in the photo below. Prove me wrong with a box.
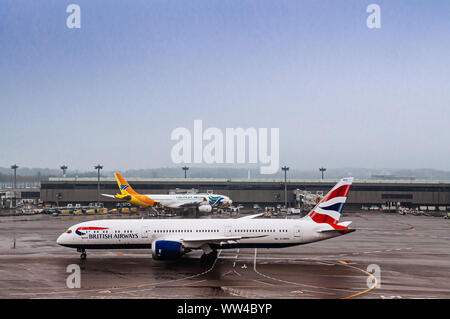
[1,1,449,172]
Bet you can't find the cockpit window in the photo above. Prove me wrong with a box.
[66,229,72,234]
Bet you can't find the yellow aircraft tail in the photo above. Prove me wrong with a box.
[114,173,155,207]
[115,173,138,195]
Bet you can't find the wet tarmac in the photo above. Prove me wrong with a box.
[0,213,449,299]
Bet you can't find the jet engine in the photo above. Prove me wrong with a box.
[198,205,212,213]
[152,240,184,260]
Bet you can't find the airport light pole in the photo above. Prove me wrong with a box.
[60,165,68,178]
[11,164,19,208]
[95,165,103,206]
[281,166,289,208]
[11,164,18,189]
[182,166,189,179]
[319,166,326,180]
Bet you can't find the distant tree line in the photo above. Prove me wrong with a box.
[0,166,449,182]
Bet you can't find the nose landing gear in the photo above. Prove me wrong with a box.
[77,248,87,260]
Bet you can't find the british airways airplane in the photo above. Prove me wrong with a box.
[57,178,354,262]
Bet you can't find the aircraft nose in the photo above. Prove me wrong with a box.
[57,233,67,245]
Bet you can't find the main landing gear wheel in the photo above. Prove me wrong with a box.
[201,250,217,264]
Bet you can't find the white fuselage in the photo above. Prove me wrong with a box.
[56,218,343,251]
[145,194,231,209]
[148,194,211,208]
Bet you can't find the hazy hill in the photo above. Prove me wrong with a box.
[1,167,450,182]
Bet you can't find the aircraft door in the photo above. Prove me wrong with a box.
[224,226,232,237]
[293,225,302,240]
[141,225,150,238]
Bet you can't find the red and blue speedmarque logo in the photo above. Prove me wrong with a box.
[75,226,109,236]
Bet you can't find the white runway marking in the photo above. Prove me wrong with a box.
[251,249,347,296]
[12,250,223,297]
[253,279,275,286]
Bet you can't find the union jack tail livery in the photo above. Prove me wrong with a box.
[307,177,353,225]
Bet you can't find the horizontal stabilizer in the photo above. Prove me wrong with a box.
[338,221,352,227]
[318,228,355,234]
[101,193,116,198]
[101,193,132,201]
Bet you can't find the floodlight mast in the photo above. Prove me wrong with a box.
[11,164,19,189]
[95,165,103,206]
[281,166,290,208]
[182,166,189,179]
[319,166,326,180]
[60,165,68,177]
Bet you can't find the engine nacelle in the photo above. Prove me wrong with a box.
[198,204,212,213]
[152,240,184,260]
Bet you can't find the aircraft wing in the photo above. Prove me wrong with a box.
[180,234,267,248]
[101,193,116,199]
[237,213,264,220]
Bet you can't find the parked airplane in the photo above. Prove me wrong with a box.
[101,173,232,213]
[57,177,354,261]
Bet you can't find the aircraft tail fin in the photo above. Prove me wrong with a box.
[114,173,138,195]
[307,177,353,224]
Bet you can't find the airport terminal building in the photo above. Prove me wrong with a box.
[40,177,450,210]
